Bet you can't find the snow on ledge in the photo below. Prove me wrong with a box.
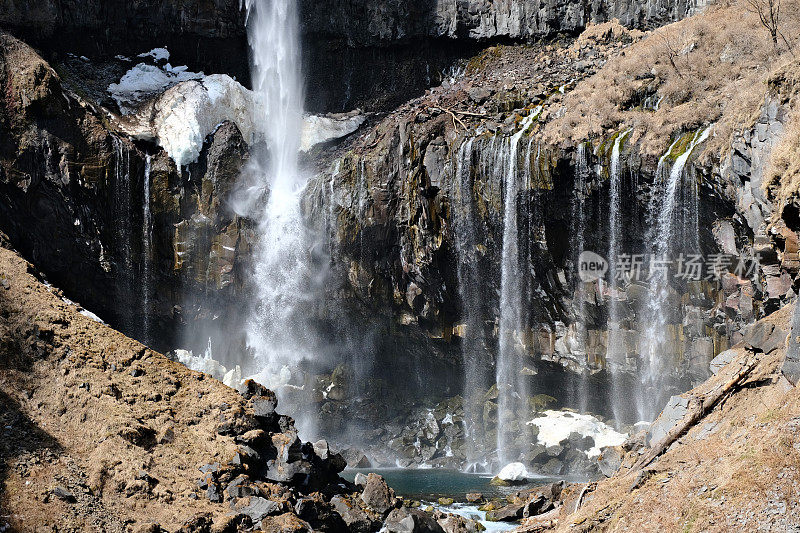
[301,112,366,151]
[108,62,205,114]
[114,73,365,168]
[527,410,627,457]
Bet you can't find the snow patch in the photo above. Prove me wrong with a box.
[528,410,627,458]
[112,60,365,167]
[108,62,204,114]
[300,112,365,151]
[173,340,243,389]
[496,462,530,482]
[138,47,170,62]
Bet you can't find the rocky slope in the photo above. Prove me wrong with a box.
[0,235,495,532]
[517,303,800,532]
[0,233,344,531]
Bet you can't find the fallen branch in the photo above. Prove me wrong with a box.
[573,483,594,512]
[430,106,468,131]
[428,106,488,131]
[633,354,758,470]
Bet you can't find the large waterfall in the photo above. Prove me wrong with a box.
[240,0,321,436]
[496,113,537,464]
[639,127,711,421]
[606,129,630,427]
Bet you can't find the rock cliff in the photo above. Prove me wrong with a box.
[1,0,703,112]
[2,0,800,473]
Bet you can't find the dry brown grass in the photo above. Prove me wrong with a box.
[542,0,800,159]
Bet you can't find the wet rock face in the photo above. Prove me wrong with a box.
[0,32,253,353]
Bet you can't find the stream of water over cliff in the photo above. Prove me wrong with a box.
[238,0,323,436]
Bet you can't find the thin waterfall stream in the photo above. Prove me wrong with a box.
[496,113,537,464]
[606,129,631,427]
[640,127,712,421]
[141,154,152,345]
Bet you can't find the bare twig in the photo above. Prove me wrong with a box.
[745,0,792,53]
[429,106,487,131]
[657,33,684,78]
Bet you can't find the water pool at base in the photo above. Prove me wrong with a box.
[341,468,560,501]
[341,468,564,531]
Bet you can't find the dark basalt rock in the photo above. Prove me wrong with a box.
[382,508,446,533]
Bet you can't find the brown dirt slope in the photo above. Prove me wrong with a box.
[0,235,340,532]
[521,305,800,532]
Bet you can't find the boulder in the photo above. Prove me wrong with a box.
[340,447,372,468]
[709,349,738,375]
[435,512,483,533]
[231,496,281,525]
[360,473,398,515]
[568,431,595,451]
[240,380,278,419]
[647,395,690,446]
[597,446,625,477]
[383,508,446,533]
[492,462,530,485]
[294,496,348,532]
[330,495,375,533]
[259,513,313,533]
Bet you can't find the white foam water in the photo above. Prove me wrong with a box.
[239,0,323,437]
[640,126,712,421]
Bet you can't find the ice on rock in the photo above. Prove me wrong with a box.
[174,342,244,389]
[528,410,627,457]
[146,75,259,168]
[113,70,364,167]
[300,112,365,151]
[108,62,204,114]
[138,47,170,62]
[496,462,531,482]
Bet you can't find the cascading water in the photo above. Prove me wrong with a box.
[496,113,537,464]
[640,127,711,421]
[605,129,630,426]
[141,154,152,345]
[453,138,490,470]
[570,143,590,412]
[112,137,134,332]
[240,0,322,437]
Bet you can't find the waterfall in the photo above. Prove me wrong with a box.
[640,127,711,421]
[496,113,537,464]
[570,143,589,412]
[141,154,152,344]
[605,129,631,426]
[240,0,320,436]
[453,137,489,469]
[112,137,134,332]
